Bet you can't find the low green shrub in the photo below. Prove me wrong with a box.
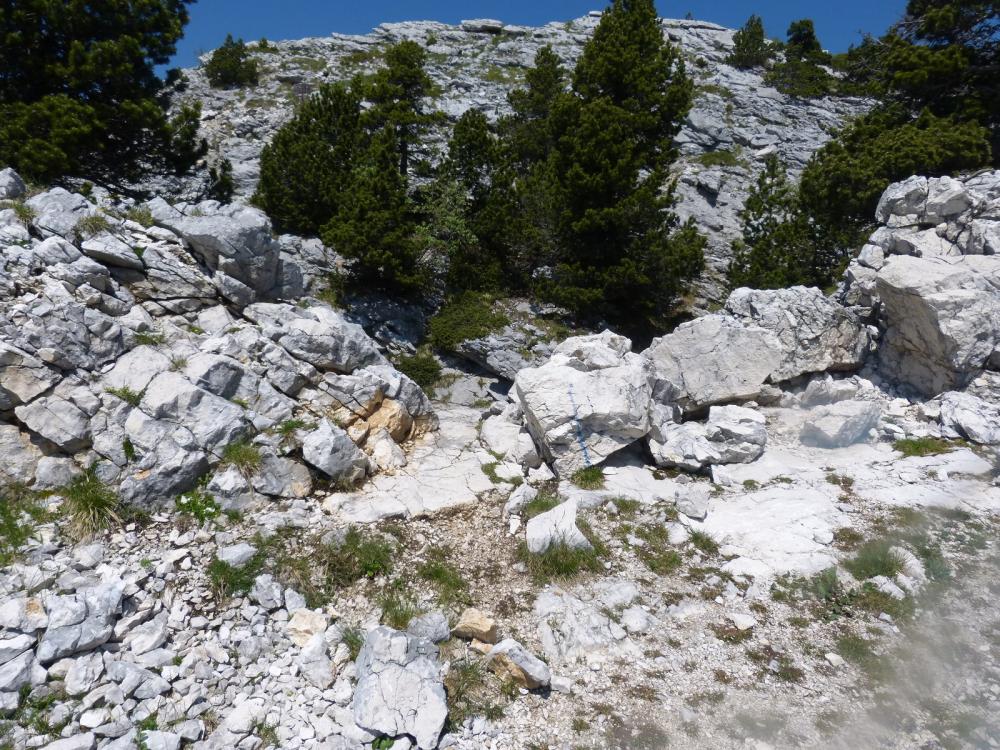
[570,466,605,490]
[105,386,143,407]
[427,292,509,352]
[220,440,263,477]
[844,540,904,580]
[395,351,442,390]
[204,34,260,88]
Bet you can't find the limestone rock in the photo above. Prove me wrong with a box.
[514,331,653,474]
[0,167,26,199]
[644,315,782,410]
[725,286,869,382]
[800,400,881,448]
[352,627,447,750]
[301,419,368,482]
[486,638,551,689]
[525,499,591,555]
[452,608,498,644]
[940,391,1000,445]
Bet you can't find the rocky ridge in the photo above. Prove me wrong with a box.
[167,13,869,300]
[2,98,1000,750]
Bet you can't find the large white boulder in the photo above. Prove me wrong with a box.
[643,315,782,410]
[800,400,881,448]
[875,255,1000,395]
[514,331,653,474]
[352,627,447,750]
[940,391,1000,445]
[725,287,870,382]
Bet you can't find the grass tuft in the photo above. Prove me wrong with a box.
[379,589,421,630]
[105,385,143,407]
[0,485,53,566]
[843,539,904,580]
[893,437,959,457]
[62,468,120,541]
[220,440,263,478]
[570,465,605,490]
[688,529,720,556]
[418,548,470,606]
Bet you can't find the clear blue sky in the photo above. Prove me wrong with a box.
[171,1,907,68]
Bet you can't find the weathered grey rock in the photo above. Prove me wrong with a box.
[486,638,551,689]
[0,649,33,693]
[156,202,280,295]
[644,315,782,410]
[14,394,91,451]
[139,371,248,453]
[140,732,181,750]
[38,734,96,750]
[515,331,653,474]
[725,286,869,382]
[406,612,451,644]
[217,543,257,567]
[243,302,387,373]
[64,650,104,695]
[81,232,145,270]
[940,391,1000,445]
[250,574,284,611]
[875,255,1000,396]
[299,633,335,689]
[124,612,168,655]
[253,453,313,498]
[353,627,448,750]
[302,419,368,482]
[26,188,95,238]
[0,167,26,199]
[525,499,591,555]
[36,579,125,664]
[648,421,720,472]
[0,634,34,665]
[0,423,44,486]
[0,342,61,410]
[0,596,49,632]
[534,588,627,663]
[704,405,767,463]
[800,400,881,448]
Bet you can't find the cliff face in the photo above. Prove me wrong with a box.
[169,14,870,300]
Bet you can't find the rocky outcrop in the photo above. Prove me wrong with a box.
[352,627,448,749]
[844,171,1000,396]
[0,176,436,505]
[165,15,869,302]
[514,332,653,475]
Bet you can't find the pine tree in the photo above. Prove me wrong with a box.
[727,15,772,69]
[729,155,814,289]
[535,0,704,328]
[358,41,438,177]
[503,46,567,167]
[786,19,826,61]
[204,34,260,89]
[321,128,423,293]
[254,84,363,236]
[0,0,199,184]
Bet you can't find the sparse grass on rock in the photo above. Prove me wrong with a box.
[893,437,959,457]
[843,539,905,580]
[0,485,53,565]
[570,465,605,490]
[62,469,121,541]
[220,440,263,477]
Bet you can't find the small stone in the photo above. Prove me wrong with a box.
[729,613,757,631]
[452,608,498,644]
[825,653,845,668]
[287,609,329,647]
[486,639,551,689]
[216,543,257,567]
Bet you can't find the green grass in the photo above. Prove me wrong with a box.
[252,720,279,748]
[395,351,442,390]
[123,205,154,227]
[418,548,470,606]
[207,552,266,600]
[444,661,505,728]
[220,440,263,477]
[313,528,394,589]
[688,530,720,556]
[379,588,421,630]
[1,199,36,225]
[341,627,364,660]
[843,540,905,580]
[73,214,111,239]
[176,487,221,524]
[428,292,509,353]
[893,437,959,457]
[570,465,605,490]
[105,386,143,407]
[0,486,53,566]
[696,149,742,168]
[521,491,560,520]
[62,468,121,541]
[133,330,166,346]
[836,633,877,665]
[516,521,606,583]
[634,525,683,575]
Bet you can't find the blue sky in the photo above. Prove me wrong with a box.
[171,1,907,68]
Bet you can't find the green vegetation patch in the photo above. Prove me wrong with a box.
[62,468,121,541]
[893,437,961,458]
[570,465,605,490]
[428,292,509,352]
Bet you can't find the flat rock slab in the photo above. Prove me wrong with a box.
[323,406,494,522]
